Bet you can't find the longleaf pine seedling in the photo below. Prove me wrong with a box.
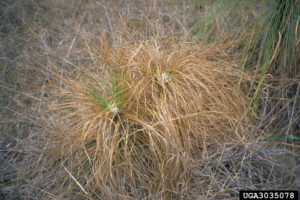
[85,70,125,114]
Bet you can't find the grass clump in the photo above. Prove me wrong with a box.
[19,34,253,199]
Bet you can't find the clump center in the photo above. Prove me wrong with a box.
[109,102,120,113]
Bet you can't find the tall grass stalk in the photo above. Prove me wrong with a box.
[189,0,299,138]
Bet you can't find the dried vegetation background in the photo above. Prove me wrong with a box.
[0,0,299,199]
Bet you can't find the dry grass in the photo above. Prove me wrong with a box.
[17,32,277,199]
[1,0,299,199]
[19,35,251,199]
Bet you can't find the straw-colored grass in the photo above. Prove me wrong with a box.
[1,1,298,199]
[23,35,252,199]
